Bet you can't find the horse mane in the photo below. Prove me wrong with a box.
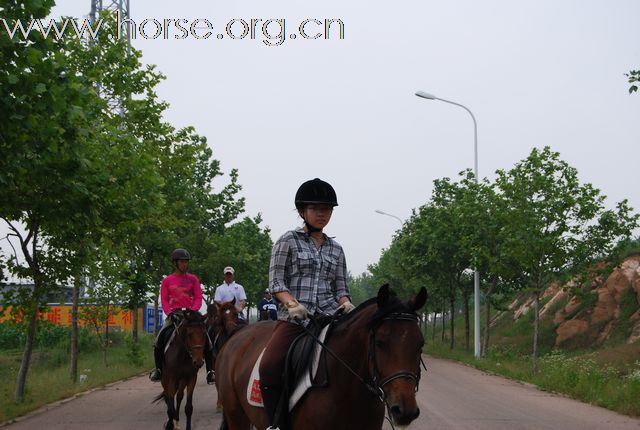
[332,288,417,332]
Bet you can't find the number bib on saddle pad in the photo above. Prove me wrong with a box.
[246,324,330,410]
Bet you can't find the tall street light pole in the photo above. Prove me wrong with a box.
[374,209,403,226]
[415,90,481,359]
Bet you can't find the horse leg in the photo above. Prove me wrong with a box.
[175,381,186,429]
[184,374,197,430]
[163,390,176,430]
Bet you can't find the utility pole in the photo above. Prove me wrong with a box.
[90,0,131,42]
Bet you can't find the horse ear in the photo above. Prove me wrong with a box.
[410,287,428,311]
[377,284,390,307]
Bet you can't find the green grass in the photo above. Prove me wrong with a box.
[424,308,640,417]
[0,331,154,423]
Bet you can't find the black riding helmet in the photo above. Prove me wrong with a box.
[294,178,338,209]
[295,178,338,233]
[171,248,191,262]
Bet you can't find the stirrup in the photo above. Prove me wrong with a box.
[266,427,281,430]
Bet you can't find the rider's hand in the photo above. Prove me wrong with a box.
[286,300,308,321]
[338,301,356,314]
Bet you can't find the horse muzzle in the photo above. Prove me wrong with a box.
[389,404,420,426]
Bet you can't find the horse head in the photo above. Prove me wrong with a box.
[216,298,241,336]
[178,309,207,369]
[370,284,428,427]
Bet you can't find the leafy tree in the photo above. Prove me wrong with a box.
[627,70,639,94]
[495,146,638,370]
[347,271,377,305]
[0,0,119,400]
[199,215,272,317]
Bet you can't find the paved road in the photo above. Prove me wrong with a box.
[3,356,639,430]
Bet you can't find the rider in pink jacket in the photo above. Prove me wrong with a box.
[149,249,215,385]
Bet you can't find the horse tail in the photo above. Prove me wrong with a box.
[152,392,165,403]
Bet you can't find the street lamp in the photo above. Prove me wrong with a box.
[415,90,481,359]
[374,209,403,226]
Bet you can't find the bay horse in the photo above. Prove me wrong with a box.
[153,309,208,430]
[215,284,427,430]
[206,299,247,412]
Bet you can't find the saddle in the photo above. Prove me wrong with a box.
[248,315,335,419]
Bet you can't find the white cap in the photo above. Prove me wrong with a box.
[223,266,235,275]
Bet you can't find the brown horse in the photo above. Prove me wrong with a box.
[215,284,427,430]
[154,309,208,430]
[206,299,247,412]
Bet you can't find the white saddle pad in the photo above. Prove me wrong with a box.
[246,324,330,410]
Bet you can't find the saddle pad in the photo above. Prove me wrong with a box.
[247,349,266,407]
[245,325,330,410]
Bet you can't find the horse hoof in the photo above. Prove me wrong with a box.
[216,406,223,414]
[174,419,180,430]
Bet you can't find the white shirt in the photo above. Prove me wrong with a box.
[214,281,247,305]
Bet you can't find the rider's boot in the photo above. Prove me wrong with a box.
[261,384,283,430]
[149,343,163,382]
[205,350,215,385]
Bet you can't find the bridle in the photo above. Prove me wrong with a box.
[175,314,207,362]
[368,312,424,399]
[301,310,425,402]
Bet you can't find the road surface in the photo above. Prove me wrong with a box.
[3,356,639,429]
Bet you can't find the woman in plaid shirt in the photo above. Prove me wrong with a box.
[259,178,356,430]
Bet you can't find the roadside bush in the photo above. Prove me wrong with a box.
[0,322,25,349]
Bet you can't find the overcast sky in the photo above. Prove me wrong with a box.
[11,1,640,277]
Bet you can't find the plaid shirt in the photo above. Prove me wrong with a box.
[269,228,350,320]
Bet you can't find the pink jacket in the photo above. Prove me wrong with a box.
[160,272,202,315]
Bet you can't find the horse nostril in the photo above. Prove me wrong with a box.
[390,405,420,425]
[390,405,402,417]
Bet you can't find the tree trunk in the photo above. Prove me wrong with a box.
[532,291,540,373]
[15,299,39,401]
[70,275,81,383]
[462,290,470,351]
[431,311,436,342]
[482,300,491,357]
[449,295,455,350]
[440,303,446,343]
[104,302,110,368]
[153,297,159,334]
[482,279,496,357]
[132,304,138,343]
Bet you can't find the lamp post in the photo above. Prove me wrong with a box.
[374,209,403,226]
[415,90,481,359]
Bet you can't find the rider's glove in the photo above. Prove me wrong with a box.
[286,300,308,321]
[338,301,356,314]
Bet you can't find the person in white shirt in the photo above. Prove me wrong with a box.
[214,266,247,319]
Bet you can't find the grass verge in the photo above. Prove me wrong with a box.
[0,332,154,423]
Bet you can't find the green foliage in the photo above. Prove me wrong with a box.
[125,335,144,366]
[626,70,639,94]
[617,288,640,336]
[0,333,154,422]
[0,321,100,350]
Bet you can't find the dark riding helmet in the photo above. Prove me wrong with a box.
[294,178,338,209]
[171,248,191,262]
